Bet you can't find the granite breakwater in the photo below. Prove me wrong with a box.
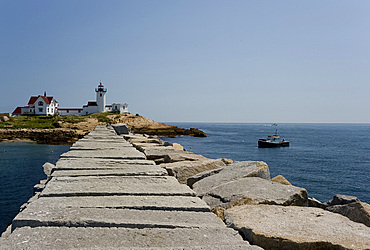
[0,125,258,249]
[1,124,369,249]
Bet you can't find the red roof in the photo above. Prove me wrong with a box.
[87,101,98,106]
[12,107,22,114]
[28,95,55,105]
[98,83,104,87]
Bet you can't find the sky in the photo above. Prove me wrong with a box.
[1,0,370,123]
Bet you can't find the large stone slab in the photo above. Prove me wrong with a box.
[190,161,270,196]
[163,152,209,163]
[1,227,261,249]
[12,206,225,230]
[56,158,155,170]
[52,167,167,177]
[202,177,308,209]
[40,176,195,197]
[326,201,370,227]
[224,204,370,249]
[19,195,211,212]
[71,140,132,150]
[161,159,229,184]
[60,148,146,160]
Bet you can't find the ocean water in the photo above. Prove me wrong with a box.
[0,142,70,234]
[162,123,370,204]
[0,123,369,234]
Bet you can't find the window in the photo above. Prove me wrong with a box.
[38,101,44,106]
[39,108,43,112]
[67,110,69,113]
[100,93,102,97]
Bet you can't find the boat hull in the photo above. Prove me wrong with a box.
[258,139,290,148]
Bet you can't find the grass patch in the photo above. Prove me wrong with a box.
[90,112,113,123]
[0,116,56,129]
[0,115,87,129]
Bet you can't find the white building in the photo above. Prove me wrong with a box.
[59,82,128,116]
[12,92,59,116]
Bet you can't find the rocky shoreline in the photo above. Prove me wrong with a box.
[124,131,370,249]
[0,128,83,145]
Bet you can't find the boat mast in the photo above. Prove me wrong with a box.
[272,123,278,135]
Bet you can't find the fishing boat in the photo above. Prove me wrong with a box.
[258,124,290,148]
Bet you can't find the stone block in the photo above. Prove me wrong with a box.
[16,195,211,212]
[326,201,370,227]
[52,168,167,177]
[112,123,130,135]
[224,204,370,249]
[163,152,208,163]
[202,177,308,209]
[192,161,270,197]
[40,176,196,197]
[55,158,155,170]
[13,206,224,230]
[1,227,261,249]
[326,194,360,206]
[161,159,228,184]
[270,174,291,185]
[60,148,146,160]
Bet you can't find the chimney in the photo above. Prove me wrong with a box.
[44,91,47,97]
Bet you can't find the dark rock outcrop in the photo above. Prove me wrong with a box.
[0,129,83,144]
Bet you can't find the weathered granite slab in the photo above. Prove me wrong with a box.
[142,147,186,160]
[19,195,211,212]
[1,227,260,249]
[224,204,370,249]
[71,140,132,149]
[77,138,127,143]
[163,152,209,163]
[129,138,164,144]
[40,176,195,197]
[12,206,225,230]
[326,201,370,227]
[161,159,228,184]
[60,148,146,159]
[191,161,270,196]
[202,177,308,209]
[52,167,167,177]
[55,158,155,170]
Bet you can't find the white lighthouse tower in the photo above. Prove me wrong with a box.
[95,82,107,113]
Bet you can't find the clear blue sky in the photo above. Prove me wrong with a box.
[1,0,370,123]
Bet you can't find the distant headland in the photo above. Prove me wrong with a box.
[0,112,206,144]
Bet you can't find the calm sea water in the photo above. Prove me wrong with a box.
[162,123,370,204]
[0,142,70,234]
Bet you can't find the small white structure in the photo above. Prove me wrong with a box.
[12,92,59,116]
[59,82,128,116]
[57,108,83,116]
[111,103,128,113]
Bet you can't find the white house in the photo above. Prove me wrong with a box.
[12,92,59,116]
